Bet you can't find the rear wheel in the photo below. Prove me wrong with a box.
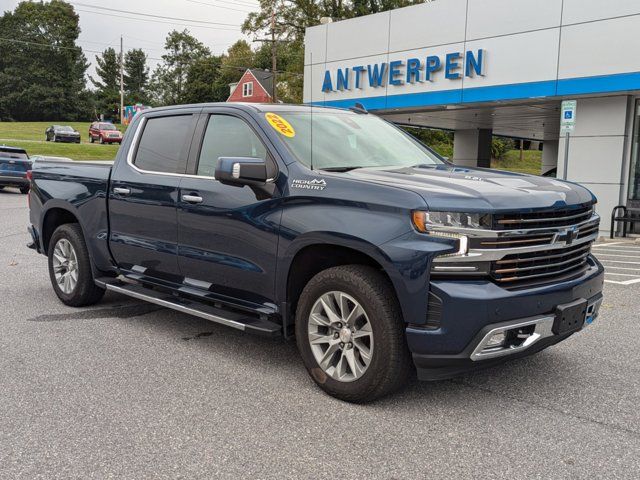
[20,186,29,194]
[47,224,105,307]
[295,265,412,403]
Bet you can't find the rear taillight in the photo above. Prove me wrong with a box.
[26,170,32,207]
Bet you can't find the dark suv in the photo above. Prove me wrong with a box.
[0,146,31,194]
[89,122,123,144]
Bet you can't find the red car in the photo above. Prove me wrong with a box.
[89,122,123,144]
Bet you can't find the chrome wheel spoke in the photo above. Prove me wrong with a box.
[319,297,341,324]
[318,340,340,370]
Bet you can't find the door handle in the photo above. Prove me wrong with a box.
[182,194,203,204]
[113,187,130,195]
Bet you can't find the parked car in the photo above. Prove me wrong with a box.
[27,104,604,403]
[89,122,123,144]
[0,146,31,194]
[45,125,81,143]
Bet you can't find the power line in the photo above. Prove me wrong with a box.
[70,2,241,27]
[184,0,256,14]
[75,8,240,31]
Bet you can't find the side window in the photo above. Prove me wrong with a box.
[134,115,193,174]
[196,115,268,177]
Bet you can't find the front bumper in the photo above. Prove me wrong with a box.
[101,136,122,143]
[408,255,605,380]
[55,135,81,143]
[0,174,28,187]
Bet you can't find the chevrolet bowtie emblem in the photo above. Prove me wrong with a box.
[562,226,579,245]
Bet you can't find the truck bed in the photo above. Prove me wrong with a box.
[29,159,113,268]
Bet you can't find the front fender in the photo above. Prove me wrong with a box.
[277,230,454,326]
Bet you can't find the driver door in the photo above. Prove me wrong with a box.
[176,110,282,309]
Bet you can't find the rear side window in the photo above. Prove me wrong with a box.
[134,115,193,174]
[197,115,268,177]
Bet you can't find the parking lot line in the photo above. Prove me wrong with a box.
[593,241,640,285]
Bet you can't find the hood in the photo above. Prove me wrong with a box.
[345,164,595,212]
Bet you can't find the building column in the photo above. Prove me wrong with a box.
[453,129,492,168]
[541,139,558,175]
[556,96,633,235]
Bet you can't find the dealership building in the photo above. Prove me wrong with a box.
[303,0,640,234]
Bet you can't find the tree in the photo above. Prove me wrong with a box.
[241,0,423,103]
[184,55,227,104]
[0,0,90,121]
[90,47,120,119]
[149,30,210,106]
[124,48,149,104]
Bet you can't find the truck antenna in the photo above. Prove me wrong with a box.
[310,52,314,171]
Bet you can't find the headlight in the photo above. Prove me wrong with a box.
[412,210,491,256]
[412,210,492,230]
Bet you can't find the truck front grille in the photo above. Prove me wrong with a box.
[490,242,592,288]
[474,220,599,249]
[493,205,594,230]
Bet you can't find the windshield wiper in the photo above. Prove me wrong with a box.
[320,166,365,172]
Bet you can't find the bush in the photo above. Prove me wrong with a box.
[491,137,514,160]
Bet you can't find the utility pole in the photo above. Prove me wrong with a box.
[270,0,277,103]
[119,35,124,125]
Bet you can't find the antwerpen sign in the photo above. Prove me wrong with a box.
[321,49,485,93]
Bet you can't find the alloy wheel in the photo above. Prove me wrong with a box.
[307,291,374,382]
[52,238,79,294]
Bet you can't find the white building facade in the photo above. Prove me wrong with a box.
[303,0,640,234]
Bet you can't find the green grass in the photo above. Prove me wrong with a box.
[492,149,542,175]
[0,121,122,161]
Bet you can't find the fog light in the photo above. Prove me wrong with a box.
[485,331,506,348]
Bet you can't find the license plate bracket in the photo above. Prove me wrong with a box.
[553,299,588,335]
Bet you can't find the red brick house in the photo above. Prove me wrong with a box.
[227,69,274,103]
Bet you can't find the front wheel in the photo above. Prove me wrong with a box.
[295,265,412,403]
[99,136,104,144]
[47,224,105,307]
[89,135,94,143]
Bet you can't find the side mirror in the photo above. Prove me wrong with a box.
[215,157,268,187]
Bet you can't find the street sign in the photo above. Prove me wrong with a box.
[560,100,577,134]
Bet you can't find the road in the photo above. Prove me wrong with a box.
[1,188,639,479]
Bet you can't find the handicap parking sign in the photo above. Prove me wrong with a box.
[561,100,577,133]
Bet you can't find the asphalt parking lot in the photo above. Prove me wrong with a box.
[1,188,639,479]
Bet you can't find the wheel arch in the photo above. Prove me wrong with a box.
[279,234,408,326]
[41,205,82,253]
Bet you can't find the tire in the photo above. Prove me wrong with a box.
[89,135,94,143]
[47,223,105,307]
[20,186,29,194]
[295,265,412,403]
[99,136,104,144]
[53,135,57,142]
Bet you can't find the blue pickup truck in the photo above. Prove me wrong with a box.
[27,103,604,402]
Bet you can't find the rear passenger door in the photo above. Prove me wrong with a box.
[109,110,200,283]
[176,109,283,309]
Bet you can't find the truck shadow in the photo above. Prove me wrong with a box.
[86,293,578,409]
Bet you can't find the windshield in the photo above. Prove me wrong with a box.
[58,126,74,132]
[0,150,28,160]
[100,123,117,131]
[270,111,444,170]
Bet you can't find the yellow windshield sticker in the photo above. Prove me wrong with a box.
[265,112,295,138]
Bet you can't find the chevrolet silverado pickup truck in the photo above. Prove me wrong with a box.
[27,103,604,402]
